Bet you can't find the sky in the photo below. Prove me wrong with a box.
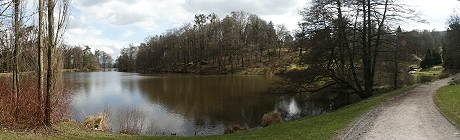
[62,0,460,57]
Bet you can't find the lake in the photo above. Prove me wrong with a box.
[64,72,350,136]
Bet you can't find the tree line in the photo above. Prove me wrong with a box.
[114,0,460,99]
[61,45,114,71]
[444,14,460,69]
[117,11,295,74]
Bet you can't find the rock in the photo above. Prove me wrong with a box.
[261,112,283,127]
[83,114,108,131]
[224,124,248,134]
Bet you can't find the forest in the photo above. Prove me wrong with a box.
[117,12,295,74]
[60,45,113,71]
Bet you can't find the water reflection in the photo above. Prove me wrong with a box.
[64,72,351,136]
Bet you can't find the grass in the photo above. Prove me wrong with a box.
[0,73,9,77]
[0,121,122,140]
[62,69,80,72]
[0,85,419,140]
[415,66,445,76]
[435,84,460,128]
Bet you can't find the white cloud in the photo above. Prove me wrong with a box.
[401,0,460,31]
[123,30,135,38]
[183,0,298,16]
[73,0,191,31]
[66,0,195,57]
[65,27,129,56]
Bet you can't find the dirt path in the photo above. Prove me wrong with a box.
[343,75,460,140]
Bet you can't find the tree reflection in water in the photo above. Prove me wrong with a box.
[65,72,361,136]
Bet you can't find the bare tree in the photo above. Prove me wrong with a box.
[45,0,69,126]
[45,0,55,126]
[299,0,418,98]
[12,0,20,122]
[38,0,45,123]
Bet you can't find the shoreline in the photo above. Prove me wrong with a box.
[1,82,420,139]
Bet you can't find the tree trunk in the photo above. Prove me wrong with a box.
[393,52,399,89]
[45,0,55,126]
[13,0,20,123]
[360,0,373,98]
[38,0,45,124]
[365,0,373,95]
[241,56,244,68]
[394,27,401,89]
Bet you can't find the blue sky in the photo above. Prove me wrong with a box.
[63,0,460,57]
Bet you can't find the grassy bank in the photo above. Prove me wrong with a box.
[435,80,460,128]
[0,85,418,140]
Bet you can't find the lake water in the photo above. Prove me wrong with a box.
[64,72,350,136]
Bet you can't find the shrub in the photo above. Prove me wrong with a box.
[0,76,72,127]
[224,124,248,134]
[84,114,109,131]
[261,112,283,127]
[450,79,460,85]
[420,49,443,69]
[117,106,146,135]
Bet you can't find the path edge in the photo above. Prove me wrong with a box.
[432,77,460,131]
[338,84,420,140]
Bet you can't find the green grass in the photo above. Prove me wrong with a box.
[1,85,419,140]
[416,66,445,76]
[435,84,460,128]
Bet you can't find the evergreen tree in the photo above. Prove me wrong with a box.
[420,48,442,68]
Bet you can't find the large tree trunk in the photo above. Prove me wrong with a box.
[393,51,399,89]
[38,0,45,123]
[13,0,20,122]
[365,0,373,95]
[45,0,55,126]
[360,0,373,98]
[372,0,389,90]
[394,27,401,89]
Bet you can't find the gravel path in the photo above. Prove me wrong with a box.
[342,75,460,140]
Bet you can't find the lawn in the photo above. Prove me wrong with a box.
[1,85,419,140]
[435,82,460,128]
[415,66,445,76]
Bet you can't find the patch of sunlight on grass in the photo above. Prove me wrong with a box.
[286,64,308,71]
[416,65,445,76]
[435,85,460,128]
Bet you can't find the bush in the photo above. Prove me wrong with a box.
[420,49,442,69]
[224,124,248,134]
[0,76,72,127]
[117,106,146,135]
[449,79,460,85]
[84,114,109,131]
[261,112,283,127]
